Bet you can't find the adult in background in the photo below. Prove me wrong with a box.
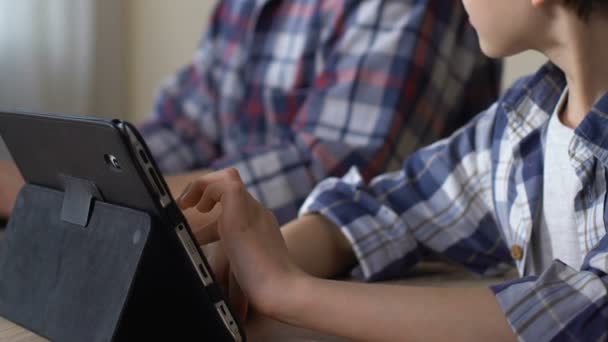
[0,0,500,225]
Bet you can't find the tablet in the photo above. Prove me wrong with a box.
[0,110,245,341]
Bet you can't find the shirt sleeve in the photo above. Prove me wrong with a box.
[490,241,608,341]
[299,102,514,281]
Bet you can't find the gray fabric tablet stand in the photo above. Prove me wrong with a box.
[0,184,151,341]
[0,182,236,341]
[0,181,237,342]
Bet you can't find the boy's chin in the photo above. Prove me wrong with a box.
[479,41,517,59]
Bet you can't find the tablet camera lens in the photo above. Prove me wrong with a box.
[105,154,122,171]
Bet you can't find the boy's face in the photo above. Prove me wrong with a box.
[462,0,547,58]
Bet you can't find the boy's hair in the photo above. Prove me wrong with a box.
[564,0,606,18]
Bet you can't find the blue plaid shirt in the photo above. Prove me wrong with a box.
[141,0,500,223]
[300,63,608,341]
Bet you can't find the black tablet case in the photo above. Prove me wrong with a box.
[0,184,235,341]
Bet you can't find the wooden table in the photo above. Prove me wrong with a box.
[0,260,516,341]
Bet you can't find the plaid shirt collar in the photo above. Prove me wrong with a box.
[503,62,608,169]
[499,62,608,275]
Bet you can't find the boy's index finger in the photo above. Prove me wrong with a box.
[192,214,221,245]
[177,169,243,209]
[176,182,194,209]
[177,181,202,209]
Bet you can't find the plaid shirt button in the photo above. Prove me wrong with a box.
[510,245,524,261]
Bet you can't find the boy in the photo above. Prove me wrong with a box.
[178,0,608,340]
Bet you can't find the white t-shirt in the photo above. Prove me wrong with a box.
[526,89,584,275]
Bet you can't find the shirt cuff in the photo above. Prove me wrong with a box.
[299,167,420,281]
[490,260,607,341]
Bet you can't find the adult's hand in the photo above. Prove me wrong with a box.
[0,161,24,218]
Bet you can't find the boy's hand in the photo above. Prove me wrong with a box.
[177,168,306,317]
[203,241,249,322]
[0,161,24,218]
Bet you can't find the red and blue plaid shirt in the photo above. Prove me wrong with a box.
[141,0,501,223]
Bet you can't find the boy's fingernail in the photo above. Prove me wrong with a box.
[177,182,193,204]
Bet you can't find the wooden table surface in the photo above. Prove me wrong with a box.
[0,225,516,341]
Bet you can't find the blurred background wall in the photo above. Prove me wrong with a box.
[0,0,547,159]
[127,0,216,122]
[0,0,127,118]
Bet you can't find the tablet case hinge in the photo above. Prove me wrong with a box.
[60,175,103,227]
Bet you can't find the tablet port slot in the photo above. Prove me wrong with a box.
[138,149,149,164]
[176,224,213,286]
[147,167,166,197]
[198,263,209,279]
[215,301,242,341]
